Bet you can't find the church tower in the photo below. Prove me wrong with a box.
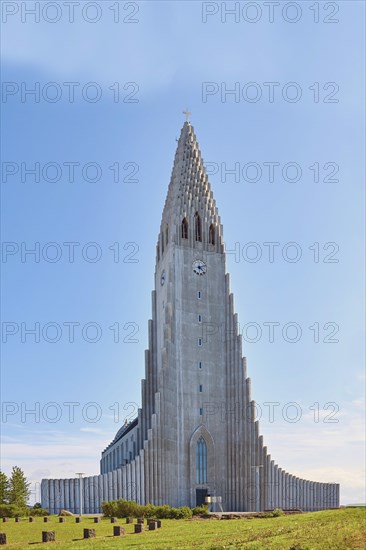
[41,120,339,514]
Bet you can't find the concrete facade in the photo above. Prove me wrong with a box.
[41,121,339,513]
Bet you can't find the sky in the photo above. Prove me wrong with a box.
[1,1,365,506]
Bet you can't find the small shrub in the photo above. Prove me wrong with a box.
[30,507,49,517]
[143,503,157,519]
[192,505,208,516]
[175,506,193,519]
[273,508,285,517]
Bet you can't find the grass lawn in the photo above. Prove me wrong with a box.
[0,508,364,549]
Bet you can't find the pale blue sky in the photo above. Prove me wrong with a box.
[1,1,365,505]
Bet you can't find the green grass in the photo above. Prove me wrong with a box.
[0,508,365,549]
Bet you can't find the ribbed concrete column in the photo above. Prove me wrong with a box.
[41,480,48,511]
[102,474,108,504]
[313,481,317,511]
[107,471,113,501]
[117,468,122,499]
[69,479,74,512]
[140,450,145,505]
[64,479,69,511]
[136,456,141,503]
[88,476,93,514]
[126,463,132,500]
[278,469,283,509]
[273,465,278,508]
[286,472,290,510]
[299,479,303,510]
[123,465,128,499]
[294,475,298,509]
[321,483,325,509]
[271,460,275,509]
[91,475,97,514]
[143,443,150,503]
[334,483,338,508]
[303,480,307,511]
[266,458,270,509]
[98,474,104,509]
[55,480,61,514]
[112,470,118,501]
[249,405,256,511]
[131,460,136,502]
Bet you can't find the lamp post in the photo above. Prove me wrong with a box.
[251,465,263,512]
[75,473,85,516]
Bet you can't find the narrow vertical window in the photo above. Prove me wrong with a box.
[199,384,203,392]
[195,212,202,242]
[198,314,202,323]
[198,361,202,369]
[165,225,169,245]
[198,338,202,346]
[209,224,215,245]
[182,217,188,239]
[196,436,207,483]
[161,233,164,254]
[197,291,201,299]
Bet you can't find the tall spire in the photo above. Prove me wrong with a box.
[157,121,223,260]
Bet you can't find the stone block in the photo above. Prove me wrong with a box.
[15,518,20,523]
[134,523,144,533]
[148,520,157,530]
[43,517,50,522]
[29,517,35,522]
[42,531,55,542]
[137,517,144,524]
[0,533,6,545]
[113,526,125,536]
[126,517,133,524]
[83,529,96,539]
[75,517,81,523]
[110,517,117,523]
[2,519,8,523]
[59,517,65,523]
[93,517,100,523]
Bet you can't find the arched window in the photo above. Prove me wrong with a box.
[194,212,202,242]
[181,217,188,239]
[196,436,207,484]
[209,224,215,245]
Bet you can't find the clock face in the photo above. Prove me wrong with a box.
[192,259,207,275]
[161,270,166,286]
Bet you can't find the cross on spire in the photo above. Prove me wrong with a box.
[183,108,191,122]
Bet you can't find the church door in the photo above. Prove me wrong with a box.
[196,488,208,507]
